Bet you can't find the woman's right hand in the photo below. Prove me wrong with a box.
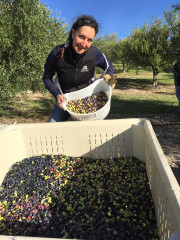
[56,94,65,109]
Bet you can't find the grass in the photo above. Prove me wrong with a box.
[110,94,177,115]
[0,70,179,123]
[108,72,178,118]
[0,93,55,122]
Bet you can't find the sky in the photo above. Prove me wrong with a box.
[40,0,179,40]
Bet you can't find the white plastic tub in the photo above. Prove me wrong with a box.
[61,78,112,121]
[0,119,180,240]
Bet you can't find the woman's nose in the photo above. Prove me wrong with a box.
[81,40,87,48]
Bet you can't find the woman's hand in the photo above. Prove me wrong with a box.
[104,74,117,89]
[56,94,65,109]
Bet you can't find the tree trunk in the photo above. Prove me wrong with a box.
[123,63,126,73]
[152,68,159,87]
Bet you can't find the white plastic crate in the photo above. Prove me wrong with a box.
[0,119,180,240]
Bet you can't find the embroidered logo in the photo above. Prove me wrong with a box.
[81,65,89,72]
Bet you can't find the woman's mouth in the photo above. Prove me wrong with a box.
[76,44,87,53]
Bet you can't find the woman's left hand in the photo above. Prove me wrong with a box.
[104,74,117,89]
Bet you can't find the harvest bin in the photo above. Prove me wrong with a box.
[0,118,180,240]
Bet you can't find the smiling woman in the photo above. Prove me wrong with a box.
[43,15,115,122]
[71,26,96,54]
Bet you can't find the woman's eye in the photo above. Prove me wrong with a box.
[79,35,84,40]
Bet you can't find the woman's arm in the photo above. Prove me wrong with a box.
[95,48,117,88]
[95,48,114,77]
[43,48,60,99]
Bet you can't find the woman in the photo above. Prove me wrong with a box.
[43,15,115,122]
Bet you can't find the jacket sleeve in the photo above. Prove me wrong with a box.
[43,48,60,99]
[95,49,114,77]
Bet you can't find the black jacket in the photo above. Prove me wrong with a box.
[55,44,97,93]
[43,44,113,98]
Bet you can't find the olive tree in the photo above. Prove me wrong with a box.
[111,38,130,72]
[93,33,118,61]
[164,5,180,60]
[125,18,171,86]
[0,0,68,116]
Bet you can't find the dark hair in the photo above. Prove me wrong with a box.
[66,15,99,46]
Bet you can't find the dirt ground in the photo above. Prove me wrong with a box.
[150,117,180,184]
[1,86,180,186]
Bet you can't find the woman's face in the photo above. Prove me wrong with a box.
[72,26,96,54]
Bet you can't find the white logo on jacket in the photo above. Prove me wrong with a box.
[81,65,89,72]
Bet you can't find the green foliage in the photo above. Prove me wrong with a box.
[111,38,131,72]
[0,0,68,116]
[123,18,172,85]
[93,33,118,61]
[164,5,180,60]
[111,39,126,62]
[113,64,123,73]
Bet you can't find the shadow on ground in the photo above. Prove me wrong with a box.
[110,96,178,116]
[2,98,54,121]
